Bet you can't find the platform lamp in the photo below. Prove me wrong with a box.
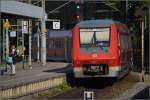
[140,6,148,82]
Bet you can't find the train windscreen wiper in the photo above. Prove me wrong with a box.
[86,32,95,50]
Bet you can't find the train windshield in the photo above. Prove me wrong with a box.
[80,28,110,52]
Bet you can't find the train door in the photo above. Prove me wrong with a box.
[47,38,55,58]
[119,28,130,77]
[66,37,72,61]
[126,34,132,67]
[54,38,65,58]
[47,38,65,60]
[119,32,125,67]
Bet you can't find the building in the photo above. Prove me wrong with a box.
[0,0,46,66]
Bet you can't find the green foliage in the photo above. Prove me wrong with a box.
[131,24,139,48]
[111,1,122,9]
[33,81,72,99]
[0,64,6,68]
[59,81,70,90]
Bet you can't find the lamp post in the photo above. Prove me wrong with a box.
[126,0,128,23]
[140,19,145,82]
[36,22,40,62]
[140,6,148,82]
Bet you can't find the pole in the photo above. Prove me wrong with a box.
[141,21,145,82]
[0,11,1,63]
[37,24,40,62]
[27,0,32,69]
[2,19,5,61]
[0,25,2,64]
[29,20,32,69]
[22,20,25,69]
[0,19,1,63]
[41,0,46,66]
[6,19,9,58]
[126,0,128,23]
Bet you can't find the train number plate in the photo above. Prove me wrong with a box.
[87,66,100,73]
[91,66,99,70]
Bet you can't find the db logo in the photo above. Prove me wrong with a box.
[92,53,97,58]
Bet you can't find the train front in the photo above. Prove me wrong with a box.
[72,20,120,78]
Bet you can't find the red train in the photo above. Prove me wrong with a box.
[72,19,132,78]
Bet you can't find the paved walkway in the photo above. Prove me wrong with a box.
[0,62,69,89]
[117,72,150,99]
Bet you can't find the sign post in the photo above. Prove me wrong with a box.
[4,19,11,58]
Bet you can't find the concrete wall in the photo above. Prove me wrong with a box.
[0,75,66,99]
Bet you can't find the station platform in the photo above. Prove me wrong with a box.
[118,72,150,99]
[0,62,69,99]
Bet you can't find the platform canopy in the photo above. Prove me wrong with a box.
[0,0,44,18]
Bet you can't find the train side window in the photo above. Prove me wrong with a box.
[125,35,129,49]
[61,40,64,48]
[127,35,129,49]
[49,40,54,48]
[56,40,58,48]
[125,35,127,49]
[124,35,126,49]
[55,40,61,48]
[128,35,131,49]
[55,40,58,48]
[53,40,55,48]
[58,40,61,48]
[59,40,62,48]
[120,34,124,49]
[49,40,51,48]
[124,35,127,49]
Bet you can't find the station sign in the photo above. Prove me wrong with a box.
[10,31,16,37]
[22,21,28,33]
[53,21,60,29]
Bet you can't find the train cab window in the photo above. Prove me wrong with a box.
[79,28,110,52]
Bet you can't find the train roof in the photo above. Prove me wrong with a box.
[78,19,120,28]
[48,30,72,38]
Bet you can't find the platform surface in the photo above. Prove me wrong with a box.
[0,62,68,89]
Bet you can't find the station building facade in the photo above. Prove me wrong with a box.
[0,0,44,64]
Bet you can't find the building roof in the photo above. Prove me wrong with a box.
[1,0,44,18]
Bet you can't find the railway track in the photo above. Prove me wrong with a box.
[50,73,139,99]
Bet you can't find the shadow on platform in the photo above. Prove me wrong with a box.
[132,86,149,99]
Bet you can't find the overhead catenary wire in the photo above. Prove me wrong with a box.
[47,0,74,15]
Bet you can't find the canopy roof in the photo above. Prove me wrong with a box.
[1,0,44,18]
